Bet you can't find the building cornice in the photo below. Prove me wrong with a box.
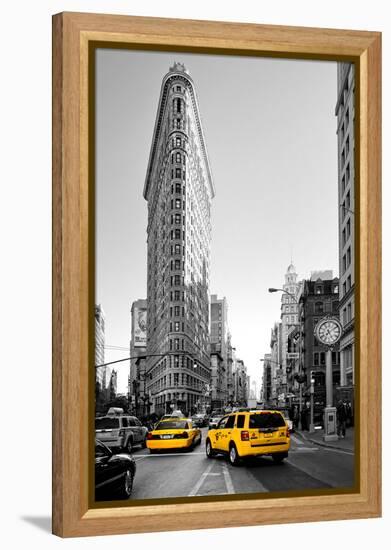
[143,70,215,201]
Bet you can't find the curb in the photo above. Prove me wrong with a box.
[295,430,354,454]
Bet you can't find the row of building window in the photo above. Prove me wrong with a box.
[342,189,351,219]
[171,136,184,149]
[342,218,351,246]
[341,135,350,167]
[342,275,352,296]
[172,118,184,130]
[171,183,185,195]
[342,302,353,325]
[152,374,203,392]
[173,97,183,114]
[341,159,351,194]
[171,198,183,210]
[171,152,186,165]
[170,275,184,286]
[170,321,185,332]
[310,301,339,314]
[171,168,186,179]
[342,246,352,273]
[170,229,184,240]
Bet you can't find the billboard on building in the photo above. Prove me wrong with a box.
[134,307,147,347]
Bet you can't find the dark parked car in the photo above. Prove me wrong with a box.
[95,439,136,500]
[191,414,207,428]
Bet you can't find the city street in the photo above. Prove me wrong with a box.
[129,428,354,500]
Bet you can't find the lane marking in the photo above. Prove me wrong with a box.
[222,463,235,494]
[188,461,214,496]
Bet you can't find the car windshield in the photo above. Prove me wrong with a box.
[95,442,110,457]
[155,420,189,430]
[249,413,285,429]
[95,417,120,429]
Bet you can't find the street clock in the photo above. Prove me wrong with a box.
[314,316,342,347]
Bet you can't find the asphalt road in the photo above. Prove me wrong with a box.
[127,428,355,500]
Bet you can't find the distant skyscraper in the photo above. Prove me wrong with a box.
[280,263,301,398]
[143,63,214,415]
[261,353,272,405]
[210,295,229,409]
[95,304,107,393]
[336,63,355,391]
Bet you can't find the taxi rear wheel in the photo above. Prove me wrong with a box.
[228,443,241,466]
[272,453,287,464]
[125,438,133,454]
[206,439,216,458]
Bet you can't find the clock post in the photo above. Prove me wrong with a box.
[314,315,343,442]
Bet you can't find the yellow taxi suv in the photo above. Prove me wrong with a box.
[146,418,202,453]
[206,410,290,466]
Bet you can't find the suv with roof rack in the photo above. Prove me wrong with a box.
[205,409,290,466]
[95,409,148,453]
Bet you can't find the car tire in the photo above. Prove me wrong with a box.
[117,468,134,499]
[125,438,133,454]
[205,439,216,458]
[141,437,147,449]
[228,443,241,466]
[198,434,202,446]
[272,453,287,464]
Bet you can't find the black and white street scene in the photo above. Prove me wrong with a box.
[94,50,355,502]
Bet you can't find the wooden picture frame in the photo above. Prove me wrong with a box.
[52,12,381,537]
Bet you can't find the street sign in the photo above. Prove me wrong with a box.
[287,353,299,359]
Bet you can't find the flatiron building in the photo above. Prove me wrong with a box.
[143,63,214,415]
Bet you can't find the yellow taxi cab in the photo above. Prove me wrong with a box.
[146,417,202,453]
[206,409,290,465]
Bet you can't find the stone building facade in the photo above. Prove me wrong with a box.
[298,273,340,410]
[143,63,214,416]
[336,63,355,391]
[129,299,148,414]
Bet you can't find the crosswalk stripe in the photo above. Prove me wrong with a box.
[291,434,305,446]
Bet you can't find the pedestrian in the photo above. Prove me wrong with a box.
[346,401,353,427]
[337,400,348,438]
[292,405,299,430]
[300,405,309,431]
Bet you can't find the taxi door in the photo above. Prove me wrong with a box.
[219,415,236,452]
[212,416,229,451]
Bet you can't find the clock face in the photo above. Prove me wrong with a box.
[316,318,342,345]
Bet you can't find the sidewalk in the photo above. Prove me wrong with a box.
[295,426,355,453]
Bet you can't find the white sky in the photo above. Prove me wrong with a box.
[96,49,339,395]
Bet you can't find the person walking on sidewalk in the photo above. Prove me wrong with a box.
[337,399,348,438]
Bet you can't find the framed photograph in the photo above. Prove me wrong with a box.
[52,12,381,537]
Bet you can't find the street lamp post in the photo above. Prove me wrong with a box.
[268,287,304,430]
[309,377,315,433]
